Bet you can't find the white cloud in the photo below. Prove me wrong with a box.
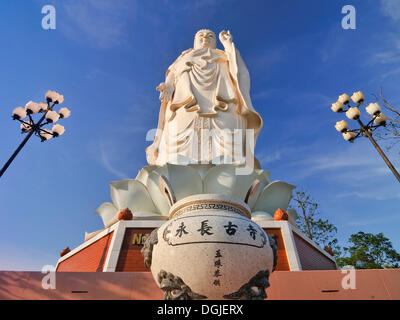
[365,33,400,67]
[285,139,398,186]
[99,140,128,179]
[381,0,400,21]
[295,152,375,176]
[344,213,400,227]
[318,26,349,63]
[259,151,281,165]
[336,190,400,201]
[294,92,334,110]
[374,50,400,65]
[252,89,277,101]
[381,66,400,79]
[57,0,136,48]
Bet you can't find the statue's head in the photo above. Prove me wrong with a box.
[194,29,217,49]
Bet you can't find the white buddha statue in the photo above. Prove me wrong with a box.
[146,29,262,166]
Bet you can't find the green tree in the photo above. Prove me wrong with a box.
[337,231,400,269]
[290,190,341,256]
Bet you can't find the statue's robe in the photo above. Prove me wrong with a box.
[146,43,262,165]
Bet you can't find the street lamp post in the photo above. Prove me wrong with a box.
[0,90,71,179]
[331,91,400,183]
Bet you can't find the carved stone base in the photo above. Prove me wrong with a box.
[141,228,159,269]
[157,270,207,300]
[223,269,271,300]
[141,194,277,300]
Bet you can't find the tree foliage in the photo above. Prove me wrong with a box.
[289,190,400,269]
[290,190,340,256]
[337,231,400,269]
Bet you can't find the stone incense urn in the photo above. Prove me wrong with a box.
[142,194,277,300]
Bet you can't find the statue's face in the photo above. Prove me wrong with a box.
[194,30,217,49]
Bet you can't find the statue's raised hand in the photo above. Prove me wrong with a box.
[156,82,174,102]
[219,30,233,48]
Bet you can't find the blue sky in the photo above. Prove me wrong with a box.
[0,0,399,270]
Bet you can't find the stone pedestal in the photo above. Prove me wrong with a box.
[144,194,276,299]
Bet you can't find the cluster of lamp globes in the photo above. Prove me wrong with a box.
[11,90,71,141]
[331,91,387,142]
